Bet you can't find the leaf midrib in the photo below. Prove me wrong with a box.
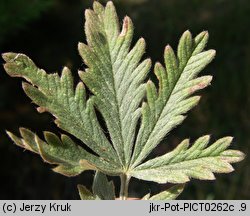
[100,17,127,168]
[135,154,225,171]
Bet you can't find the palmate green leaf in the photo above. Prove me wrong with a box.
[2,1,245,199]
[131,136,245,183]
[1,1,216,176]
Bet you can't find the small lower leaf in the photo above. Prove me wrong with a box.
[92,171,115,200]
[149,184,185,200]
[77,185,97,200]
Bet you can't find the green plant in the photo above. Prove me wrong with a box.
[2,1,244,200]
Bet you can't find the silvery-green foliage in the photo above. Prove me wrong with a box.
[78,171,115,200]
[2,1,244,200]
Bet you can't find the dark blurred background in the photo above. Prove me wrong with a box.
[0,0,249,199]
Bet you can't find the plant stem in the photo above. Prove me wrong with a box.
[119,174,130,200]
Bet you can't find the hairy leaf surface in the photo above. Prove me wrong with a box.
[2,1,245,199]
[92,171,116,200]
[131,136,245,183]
[78,1,151,166]
[130,31,215,168]
[3,53,120,169]
[6,128,118,176]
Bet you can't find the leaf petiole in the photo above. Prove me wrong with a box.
[119,174,131,200]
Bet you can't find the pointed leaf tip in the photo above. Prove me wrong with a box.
[221,150,245,163]
[202,31,209,38]
[6,130,25,148]
[218,136,234,145]
[211,49,216,56]
[62,66,69,72]
[142,193,151,200]
[165,44,173,52]
[120,16,132,36]
[138,37,146,45]
[236,151,245,161]
[6,130,13,138]
[107,1,114,7]
[78,42,83,50]
[78,184,95,200]
[182,30,192,40]
[196,31,209,40]
[43,131,61,146]
[93,1,104,10]
[155,61,162,68]
[184,30,191,35]
[2,52,17,62]
[85,9,92,18]
[19,127,31,135]
[37,107,47,113]
[21,82,29,90]
[205,75,213,83]
[226,136,234,142]
[189,76,213,93]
